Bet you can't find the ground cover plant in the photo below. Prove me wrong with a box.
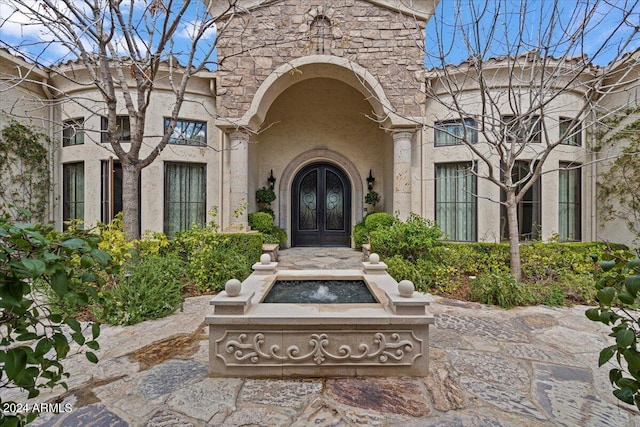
[46,215,261,327]
[367,214,629,308]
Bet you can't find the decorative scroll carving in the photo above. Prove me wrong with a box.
[217,330,421,366]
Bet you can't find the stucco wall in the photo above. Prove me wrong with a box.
[54,77,220,232]
[0,56,50,131]
[594,61,640,247]
[0,54,54,221]
[423,87,591,242]
[255,77,389,240]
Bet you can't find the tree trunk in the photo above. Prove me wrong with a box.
[121,161,141,240]
[505,190,522,282]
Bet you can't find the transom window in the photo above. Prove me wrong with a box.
[434,118,477,146]
[62,118,84,146]
[164,118,207,146]
[101,115,131,144]
[559,117,582,146]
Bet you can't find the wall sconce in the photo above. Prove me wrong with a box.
[366,169,375,191]
[268,169,276,190]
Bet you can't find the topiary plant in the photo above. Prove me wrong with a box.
[586,251,640,409]
[365,190,380,211]
[256,187,276,205]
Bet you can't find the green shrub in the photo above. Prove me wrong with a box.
[385,255,424,290]
[351,213,396,249]
[248,212,274,233]
[370,213,443,261]
[249,212,287,245]
[270,226,287,245]
[470,271,532,309]
[527,282,565,306]
[364,212,396,231]
[558,274,597,304]
[173,226,260,292]
[100,254,185,325]
[189,246,251,292]
[0,213,116,425]
[586,251,640,409]
[263,233,281,244]
[258,207,275,218]
[352,221,368,248]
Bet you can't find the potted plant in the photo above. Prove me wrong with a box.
[365,190,380,212]
[256,186,276,209]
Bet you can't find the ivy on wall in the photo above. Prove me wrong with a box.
[596,114,640,246]
[0,121,52,222]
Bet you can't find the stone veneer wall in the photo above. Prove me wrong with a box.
[216,0,426,119]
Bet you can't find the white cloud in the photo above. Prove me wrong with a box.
[176,19,217,41]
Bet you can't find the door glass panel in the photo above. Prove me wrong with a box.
[299,170,317,230]
[325,170,344,230]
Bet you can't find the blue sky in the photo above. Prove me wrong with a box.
[1,0,639,67]
[425,0,640,67]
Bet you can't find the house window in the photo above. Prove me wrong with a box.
[435,162,477,241]
[559,163,581,241]
[311,15,332,53]
[164,118,207,146]
[500,161,541,241]
[62,118,84,146]
[559,117,582,146]
[100,160,123,223]
[502,115,542,143]
[164,163,206,236]
[101,115,131,144]
[101,160,141,231]
[434,118,477,146]
[63,162,84,226]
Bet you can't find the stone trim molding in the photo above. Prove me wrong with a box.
[229,130,251,142]
[217,330,421,366]
[391,130,416,143]
[216,55,421,132]
[279,149,364,247]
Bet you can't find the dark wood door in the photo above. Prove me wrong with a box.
[292,163,351,246]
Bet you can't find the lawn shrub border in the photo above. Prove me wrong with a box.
[369,218,630,307]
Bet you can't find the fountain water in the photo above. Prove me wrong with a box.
[262,279,377,303]
[206,258,434,377]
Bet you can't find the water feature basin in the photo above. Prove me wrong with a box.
[206,268,434,377]
[263,279,378,304]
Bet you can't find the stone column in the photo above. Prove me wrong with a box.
[229,131,250,231]
[392,130,415,221]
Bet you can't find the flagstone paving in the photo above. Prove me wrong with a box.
[6,248,640,426]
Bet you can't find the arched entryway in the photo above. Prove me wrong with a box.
[291,162,351,247]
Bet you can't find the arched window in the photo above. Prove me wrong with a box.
[311,15,332,53]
